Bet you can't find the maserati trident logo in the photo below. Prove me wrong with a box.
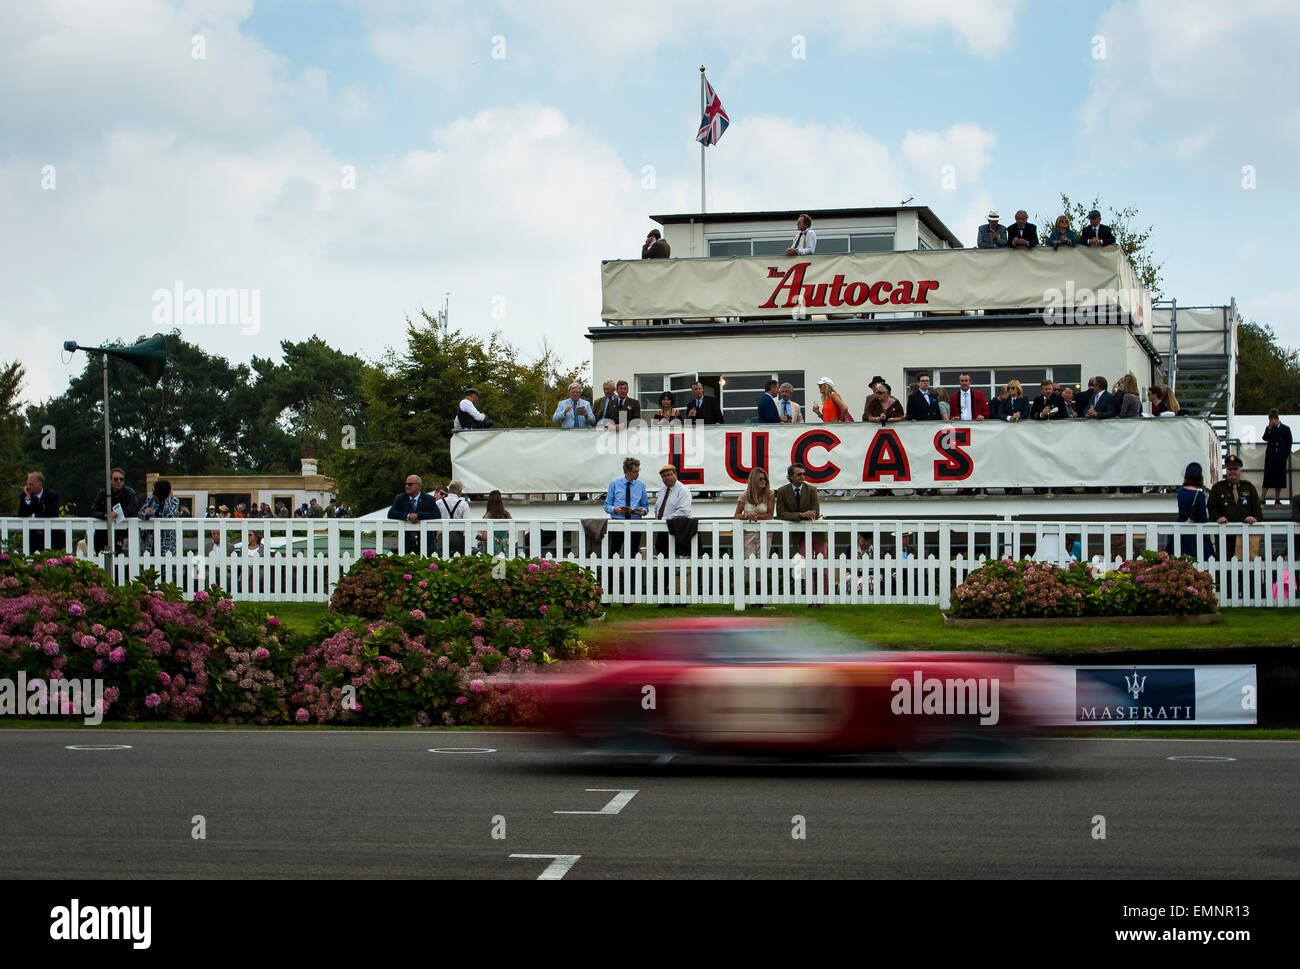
[1125,671,1146,700]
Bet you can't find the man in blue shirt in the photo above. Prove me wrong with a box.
[604,457,648,558]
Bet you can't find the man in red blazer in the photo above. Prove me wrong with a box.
[948,373,989,422]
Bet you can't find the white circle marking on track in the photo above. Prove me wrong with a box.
[65,744,133,751]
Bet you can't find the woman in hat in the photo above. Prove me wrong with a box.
[811,376,850,423]
[1165,461,1215,559]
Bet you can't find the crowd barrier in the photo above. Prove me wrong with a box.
[2,517,1296,610]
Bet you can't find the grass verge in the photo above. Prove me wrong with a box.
[583,604,1300,654]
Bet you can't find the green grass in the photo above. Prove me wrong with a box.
[235,601,330,638]
[582,604,1300,654]
[235,600,1300,654]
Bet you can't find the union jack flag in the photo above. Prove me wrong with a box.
[695,78,730,147]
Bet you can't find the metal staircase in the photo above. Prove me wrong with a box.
[1151,300,1237,455]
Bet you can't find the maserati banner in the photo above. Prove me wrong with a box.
[601,246,1153,335]
[450,419,1220,493]
[1017,665,1258,725]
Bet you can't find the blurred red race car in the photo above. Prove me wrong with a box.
[538,618,1053,761]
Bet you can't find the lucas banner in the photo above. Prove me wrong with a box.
[1015,665,1258,725]
[450,419,1220,493]
[600,246,1153,335]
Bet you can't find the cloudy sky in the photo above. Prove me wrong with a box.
[4,0,1297,405]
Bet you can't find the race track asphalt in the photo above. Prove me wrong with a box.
[1,730,1295,879]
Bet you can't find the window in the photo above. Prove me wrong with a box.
[708,237,852,257]
[718,371,805,423]
[930,366,1084,402]
[850,234,894,253]
[709,240,751,258]
[752,239,791,257]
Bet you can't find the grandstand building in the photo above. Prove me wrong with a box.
[453,204,1245,521]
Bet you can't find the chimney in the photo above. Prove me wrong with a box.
[301,445,318,477]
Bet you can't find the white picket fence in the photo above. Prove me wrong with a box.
[2,516,1296,610]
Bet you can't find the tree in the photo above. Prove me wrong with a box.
[1235,319,1300,413]
[1039,193,1164,297]
[326,310,585,513]
[20,333,253,514]
[235,336,368,472]
[0,361,27,498]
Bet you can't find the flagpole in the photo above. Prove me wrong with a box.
[699,65,707,213]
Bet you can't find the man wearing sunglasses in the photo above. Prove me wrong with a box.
[90,467,138,554]
[387,473,442,555]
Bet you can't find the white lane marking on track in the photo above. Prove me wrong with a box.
[554,789,640,815]
[64,745,132,751]
[1166,755,1237,762]
[510,854,581,880]
[427,747,497,753]
[652,754,675,766]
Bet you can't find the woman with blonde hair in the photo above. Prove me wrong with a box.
[1048,215,1078,249]
[1162,385,1185,416]
[996,379,1030,422]
[733,468,775,559]
[1117,373,1142,418]
[811,376,850,423]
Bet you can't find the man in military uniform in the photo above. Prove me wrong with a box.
[1207,454,1262,559]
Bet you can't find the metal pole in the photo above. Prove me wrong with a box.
[699,65,706,213]
[102,353,115,581]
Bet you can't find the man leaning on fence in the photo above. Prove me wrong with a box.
[604,457,648,558]
[91,467,138,554]
[388,474,440,555]
[1207,454,1262,560]
[15,471,63,553]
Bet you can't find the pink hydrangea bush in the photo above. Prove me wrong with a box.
[950,551,1217,619]
[329,554,602,622]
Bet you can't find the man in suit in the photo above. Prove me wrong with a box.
[387,473,441,554]
[641,229,670,259]
[1007,210,1038,249]
[684,380,725,424]
[949,374,989,421]
[1080,210,1115,247]
[1030,379,1068,420]
[1082,375,1117,419]
[774,464,827,560]
[976,210,1008,249]
[756,380,781,424]
[15,471,63,553]
[906,374,942,421]
[90,467,138,554]
[594,379,641,429]
[776,382,803,423]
